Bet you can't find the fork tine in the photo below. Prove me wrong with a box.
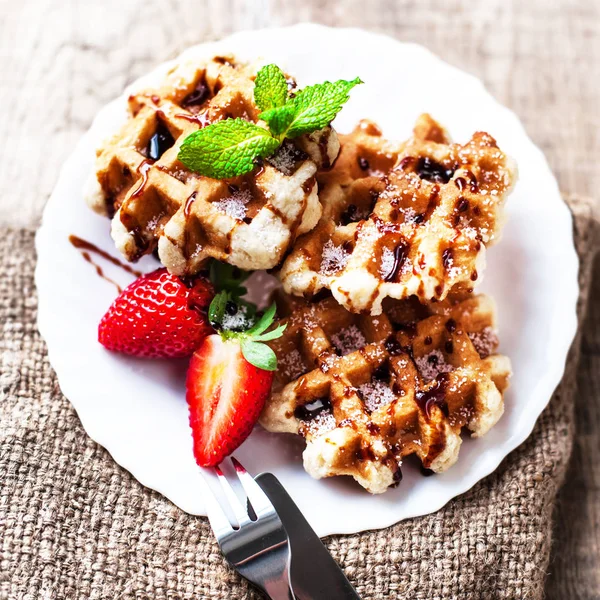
[230,457,276,518]
[199,469,234,538]
[214,465,252,527]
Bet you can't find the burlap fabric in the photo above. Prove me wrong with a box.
[1,195,598,600]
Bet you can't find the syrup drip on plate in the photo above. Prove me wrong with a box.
[69,235,143,293]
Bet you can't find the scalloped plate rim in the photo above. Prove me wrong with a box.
[35,24,579,537]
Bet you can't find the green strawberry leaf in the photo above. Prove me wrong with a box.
[208,291,229,327]
[211,294,284,368]
[260,77,363,139]
[246,303,277,336]
[254,64,289,112]
[209,260,250,297]
[178,118,281,178]
[241,339,278,371]
[251,323,287,342]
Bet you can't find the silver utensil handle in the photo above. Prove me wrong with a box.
[262,577,295,600]
[256,552,295,600]
[256,473,361,600]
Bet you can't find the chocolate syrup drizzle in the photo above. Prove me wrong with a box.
[415,373,450,419]
[69,235,142,293]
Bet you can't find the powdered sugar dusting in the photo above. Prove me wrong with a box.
[278,349,306,381]
[442,252,463,279]
[304,410,336,437]
[468,327,498,358]
[448,404,474,428]
[221,304,252,331]
[401,206,416,221]
[358,223,382,245]
[358,380,395,412]
[319,353,338,373]
[320,240,349,276]
[380,247,412,280]
[331,324,366,355]
[267,141,305,175]
[170,168,199,183]
[147,214,161,232]
[213,189,252,220]
[380,248,395,279]
[415,349,454,381]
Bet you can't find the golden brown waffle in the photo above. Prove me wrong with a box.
[85,56,340,274]
[279,114,518,314]
[261,290,511,493]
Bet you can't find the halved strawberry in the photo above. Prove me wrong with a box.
[98,268,214,358]
[187,334,274,466]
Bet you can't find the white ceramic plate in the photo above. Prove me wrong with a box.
[35,24,579,537]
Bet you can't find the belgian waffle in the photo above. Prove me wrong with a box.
[261,290,511,493]
[279,114,518,314]
[85,56,340,274]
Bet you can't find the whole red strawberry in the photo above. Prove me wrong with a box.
[98,268,214,358]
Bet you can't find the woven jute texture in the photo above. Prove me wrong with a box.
[1,195,599,600]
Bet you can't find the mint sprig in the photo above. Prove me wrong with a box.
[178,118,280,179]
[208,291,286,371]
[260,77,363,139]
[177,64,362,179]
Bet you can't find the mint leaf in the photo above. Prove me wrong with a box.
[241,340,278,371]
[208,291,229,327]
[258,105,296,138]
[178,118,280,178]
[254,64,288,112]
[261,77,363,139]
[246,303,277,336]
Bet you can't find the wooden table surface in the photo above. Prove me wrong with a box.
[1,0,598,597]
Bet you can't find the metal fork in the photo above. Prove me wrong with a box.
[200,457,295,600]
